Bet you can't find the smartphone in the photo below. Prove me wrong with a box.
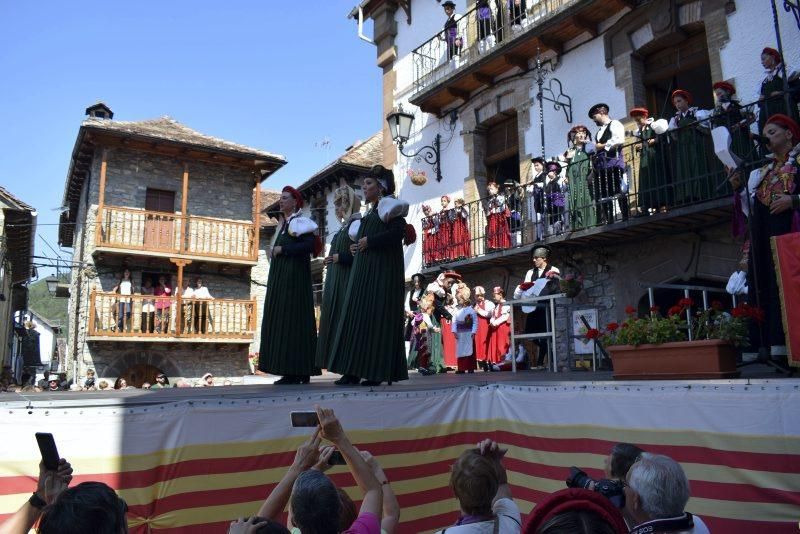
[328,450,347,466]
[290,411,319,427]
[35,433,60,471]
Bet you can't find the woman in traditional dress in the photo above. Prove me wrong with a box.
[563,125,596,229]
[421,204,436,266]
[758,47,798,135]
[407,293,444,375]
[473,286,495,370]
[630,107,670,214]
[485,181,511,250]
[710,82,755,163]
[451,198,471,259]
[315,186,361,369]
[440,282,459,370]
[731,113,800,360]
[259,186,319,385]
[439,195,454,261]
[451,283,479,374]
[668,89,713,204]
[487,286,511,364]
[328,166,410,386]
[404,273,426,346]
[543,160,565,233]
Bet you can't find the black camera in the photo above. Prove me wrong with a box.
[566,466,626,508]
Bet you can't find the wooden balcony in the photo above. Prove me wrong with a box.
[87,291,256,343]
[96,206,257,264]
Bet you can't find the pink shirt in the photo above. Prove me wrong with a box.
[343,512,380,534]
[154,285,172,310]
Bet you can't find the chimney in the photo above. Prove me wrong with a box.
[85,102,113,120]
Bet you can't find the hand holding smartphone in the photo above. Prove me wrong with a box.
[290,411,319,427]
[35,433,60,471]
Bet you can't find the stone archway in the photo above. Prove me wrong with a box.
[101,349,181,382]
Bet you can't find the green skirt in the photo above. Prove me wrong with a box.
[315,226,353,368]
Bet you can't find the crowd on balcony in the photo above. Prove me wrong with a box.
[1,405,711,534]
[421,47,799,267]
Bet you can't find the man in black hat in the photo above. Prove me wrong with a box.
[440,1,462,61]
[513,245,560,370]
[588,103,629,224]
[503,178,523,245]
[543,160,565,233]
[525,157,546,241]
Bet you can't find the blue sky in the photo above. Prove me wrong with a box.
[0,1,379,277]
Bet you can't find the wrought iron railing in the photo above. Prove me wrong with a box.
[88,291,256,340]
[97,206,256,262]
[412,0,578,95]
[421,98,770,268]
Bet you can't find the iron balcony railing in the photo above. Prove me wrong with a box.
[412,0,579,95]
[421,98,770,268]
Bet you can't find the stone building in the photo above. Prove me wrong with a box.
[352,0,799,370]
[58,103,286,386]
[0,186,36,378]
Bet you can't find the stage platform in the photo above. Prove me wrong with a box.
[1,364,799,533]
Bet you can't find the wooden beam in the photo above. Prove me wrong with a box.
[572,14,598,37]
[96,148,109,250]
[170,258,191,338]
[471,72,493,86]
[181,163,189,254]
[253,175,260,261]
[539,37,563,55]
[420,103,441,116]
[503,53,529,71]
[447,87,471,101]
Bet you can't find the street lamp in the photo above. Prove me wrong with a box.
[45,276,59,295]
[386,105,444,182]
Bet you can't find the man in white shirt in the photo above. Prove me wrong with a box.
[589,103,629,224]
[624,453,710,534]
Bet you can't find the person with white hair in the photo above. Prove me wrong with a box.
[451,283,478,374]
[623,453,710,534]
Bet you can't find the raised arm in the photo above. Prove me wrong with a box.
[360,451,400,534]
[257,429,321,520]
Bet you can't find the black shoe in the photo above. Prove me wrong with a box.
[334,375,359,386]
[298,375,310,384]
[360,380,382,387]
[417,367,432,376]
[468,369,474,374]
[274,376,298,385]
[455,370,465,374]
[479,360,489,372]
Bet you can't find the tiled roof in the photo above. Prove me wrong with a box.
[82,116,286,162]
[0,186,36,284]
[260,190,282,227]
[0,186,35,213]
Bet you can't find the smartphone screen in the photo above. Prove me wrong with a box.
[35,433,59,471]
[328,450,347,466]
[290,411,319,427]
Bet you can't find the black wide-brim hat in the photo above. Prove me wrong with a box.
[531,156,545,165]
[442,0,456,7]
[588,103,609,118]
[411,273,425,283]
[545,160,562,172]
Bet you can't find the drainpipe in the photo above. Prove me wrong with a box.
[348,4,373,44]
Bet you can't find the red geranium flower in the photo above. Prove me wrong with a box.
[678,297,694,308]
[606,322,619,332]
[624,305,636,315]
[585,328,600,340]
[667,305,683,317]
[650,305,660,313]
[731,305,748,318]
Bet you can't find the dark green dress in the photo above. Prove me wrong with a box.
[314,218,356,368]
[759,70,798,132]
[328,206,409,383]
[258,219,319,377]
[566,147,596,229]
[671,110,713,204]
[637,124,670,211]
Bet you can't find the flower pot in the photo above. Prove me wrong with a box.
[608,339,740,380]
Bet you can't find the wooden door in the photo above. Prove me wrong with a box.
[144,189,176,251]
[120,363,163,388]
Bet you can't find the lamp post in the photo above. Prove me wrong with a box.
[45,276,59,296]
[532,48,573,158]
[386,105,444,182]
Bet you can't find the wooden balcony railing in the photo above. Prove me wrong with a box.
[88,291,256,340]
[96,206,256,262]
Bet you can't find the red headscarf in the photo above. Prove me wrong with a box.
[671,89,693,105]
[712,81,736,95]
[282,186,303,210]
[523,488,628,534]
[762,47,781,63]
[766,114,800,143]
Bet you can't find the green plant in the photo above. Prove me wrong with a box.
[586,300,761,348]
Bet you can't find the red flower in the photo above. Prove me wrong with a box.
[585,328,600,340]
[650,305,660,313]
[731,305,748,318]
[678,297,694,308]
[624,305,636,315]
[668,305,683,317]
[711,300,724,311]
[606,322,620,332]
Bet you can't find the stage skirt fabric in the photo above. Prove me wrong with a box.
[451,215,471,259]
[486,212,511,249]
[774,232,800,366]
[327,209,409,383]
[258,229,318,377]
[475,314,492,362]
[488,320,511,362]
[441,316,457,368]
[315,225,353,368]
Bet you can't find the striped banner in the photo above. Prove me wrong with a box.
[1,383,799,533]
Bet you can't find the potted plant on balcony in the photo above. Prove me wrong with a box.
[585,299,762,380]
